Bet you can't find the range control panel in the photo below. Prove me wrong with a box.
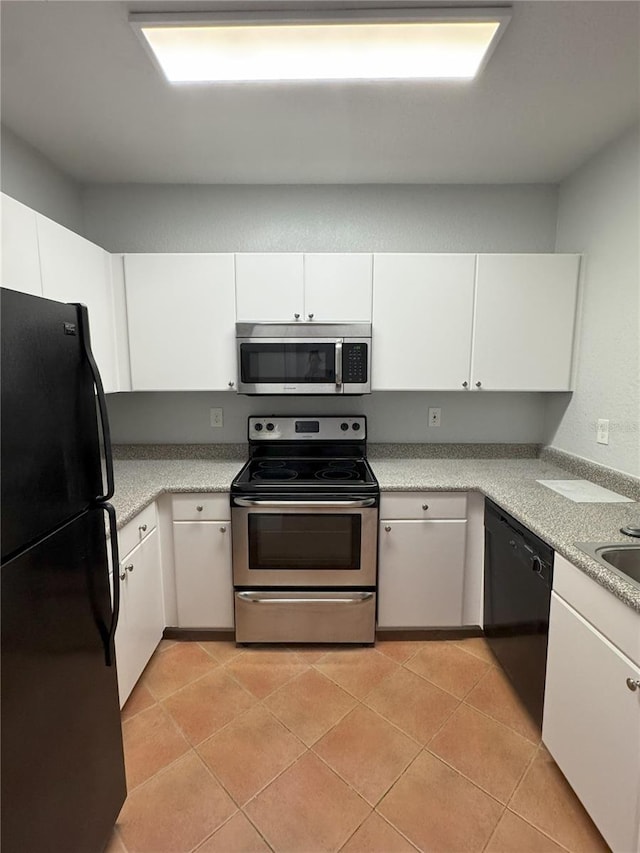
[249,416,366,441]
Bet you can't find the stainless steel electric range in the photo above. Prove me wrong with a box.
[231,416,379,644]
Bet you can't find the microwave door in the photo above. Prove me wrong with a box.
[237,339,342,394]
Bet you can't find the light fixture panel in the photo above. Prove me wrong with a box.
[131,9,511,83]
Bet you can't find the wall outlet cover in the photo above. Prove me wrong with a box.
[428,407,441,427]
[210,408,224,428]
[596,418,609,445]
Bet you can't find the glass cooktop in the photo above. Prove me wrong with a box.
[232,456,378,491]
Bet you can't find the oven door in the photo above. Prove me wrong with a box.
[237,338,342,394]
[232,499,378,587]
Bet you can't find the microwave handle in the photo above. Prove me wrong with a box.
[335,340,343,387]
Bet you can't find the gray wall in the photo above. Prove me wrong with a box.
[82,183,558,254]
[0,124,83,232]
[546,123,640,477]
[107,390,547,445]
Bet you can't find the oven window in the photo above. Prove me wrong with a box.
[240,343,336,384]
[248,514,361,570]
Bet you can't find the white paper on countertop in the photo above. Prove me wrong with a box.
[536,479,634,503]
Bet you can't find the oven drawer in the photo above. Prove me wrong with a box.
[235,591,376,644]
[380,492,467,519]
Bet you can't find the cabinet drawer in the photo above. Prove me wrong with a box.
[172,493,230,521]
[380,492,467,519]
[118,502,157,559]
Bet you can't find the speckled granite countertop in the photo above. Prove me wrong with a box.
[111,455,640,613]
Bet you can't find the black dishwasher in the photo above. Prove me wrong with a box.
[483,499,554,729]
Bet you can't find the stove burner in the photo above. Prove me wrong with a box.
[258,460,287,468]
[328,460,357,468]
[315,468,359,481]
[252,468,298,481]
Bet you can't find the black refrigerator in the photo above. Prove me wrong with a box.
[1,288,127,853]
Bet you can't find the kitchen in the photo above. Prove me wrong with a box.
[1,2,639,852]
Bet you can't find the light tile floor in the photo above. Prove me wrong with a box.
[106,636,610,853]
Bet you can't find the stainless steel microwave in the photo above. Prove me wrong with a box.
[235,323,371,395]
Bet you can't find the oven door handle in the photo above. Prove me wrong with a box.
[233,498,376,508]
[237,592,374,604]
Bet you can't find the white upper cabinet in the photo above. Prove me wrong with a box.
[303,254,372,322]
[471,254,580,391]
[125,253,236,391]
[1,194,42,296]
[37,215,119,393]
[235,252,373,323]
[235,253,303,322]
[372,254,476,390]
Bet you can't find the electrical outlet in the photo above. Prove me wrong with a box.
[428,407,441,427]
[210,408,223,428]
[596,419,609,445]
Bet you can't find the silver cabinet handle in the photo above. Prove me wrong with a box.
[138,523,147,533]
[119,571,126,581]
[294,313,300,320]
[422,504,429,511]
[234,498,376,508]
[308,313,314,320]
[125,563,134,573]
[626,678,640,691]
[385,525,392,532]
[228,380,235,388]
[476,381,482,388]
[220,525,227,533]
[196,505,204,512]
[462,381,468,388]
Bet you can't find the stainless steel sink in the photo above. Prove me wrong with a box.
[577,542,640,588]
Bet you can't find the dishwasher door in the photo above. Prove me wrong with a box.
[483,500,554,729]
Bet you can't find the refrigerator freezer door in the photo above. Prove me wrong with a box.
[1,509,126,853]
[1,288,103,562]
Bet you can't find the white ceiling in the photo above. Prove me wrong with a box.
[1,0,638,184]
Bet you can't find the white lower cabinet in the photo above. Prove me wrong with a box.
[172,494,233,629]
[115,511,164,707]
[377,493,467,628]
[543,556,640,853]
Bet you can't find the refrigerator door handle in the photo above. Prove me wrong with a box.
[101,502,121,667]
[75,303,115,502]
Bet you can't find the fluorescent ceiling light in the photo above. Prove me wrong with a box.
[131,9,511,83]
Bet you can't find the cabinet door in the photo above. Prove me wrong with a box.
[173,521,233,629]
[472,254,580,391]
[303,254,372,322]
[235,253,303,322]
[125,254,236,391]
[1,193,42,296]
[115,529,164,706]
[377,520,467,628]
[543,593,640,853]
[372,254,475,390]
[37,215,118,393]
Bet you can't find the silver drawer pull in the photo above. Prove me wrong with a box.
[196,505,204,512]
[125,563,134,573]
[138,523,147,532]
[385,525,392,532]
[422,504,429,511]
[119,571,126,581]
[237,592,374,605]
[626,678,640,692]
[220,525,227,533]
[234,498,375,508]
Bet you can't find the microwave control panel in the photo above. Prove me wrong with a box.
[343,343,368,383]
